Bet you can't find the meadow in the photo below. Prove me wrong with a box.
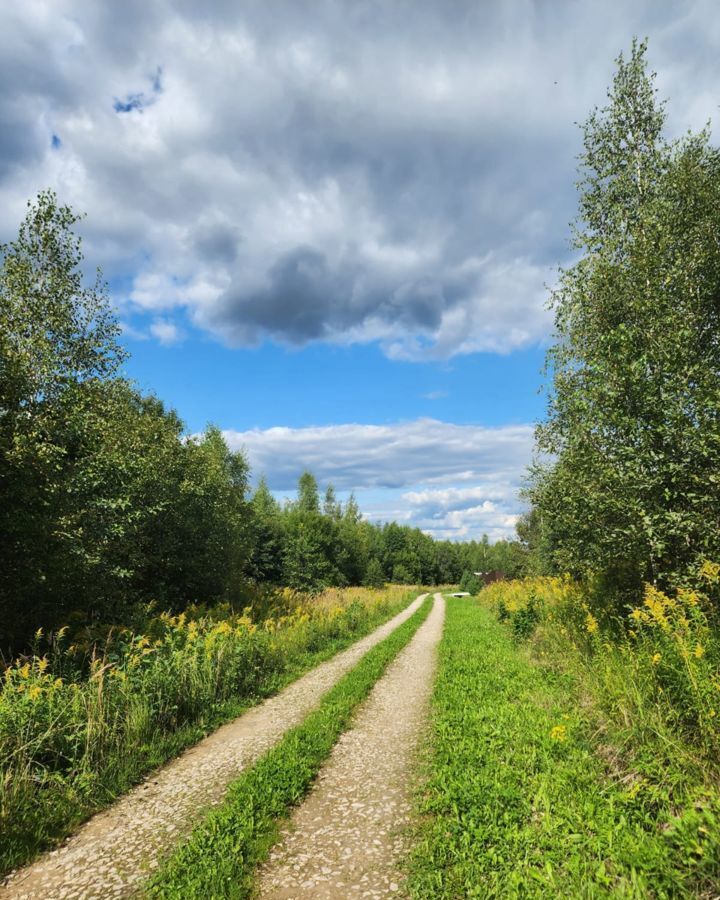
[410,578,720,897]
[0,584,415,875]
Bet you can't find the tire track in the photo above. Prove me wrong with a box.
[258,593,445,899]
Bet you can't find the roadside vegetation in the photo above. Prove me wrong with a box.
[148,595,433,899]
[411,593,720,897]
[0,585,416,875]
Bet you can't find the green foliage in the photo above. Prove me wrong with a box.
[0,588,414,875]
[529,40,720,603]
[458,570,481,595]
[149,595,433,899]
[409,598,720,897]
[364,557,385,588]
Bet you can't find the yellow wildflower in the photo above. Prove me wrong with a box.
[19,663,30,679]
[550,725,567,742]
[695,644,705,659]
[28,685,42,701]
[37,656,49,673]
[651,652,661,666]
[585,613,599,635]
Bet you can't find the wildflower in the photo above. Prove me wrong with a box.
[37,656,49,673]
[19,663,30,679]
[550,725,567,742]
[53,678,63,688]
[585,613,599,635]
[694,644,705,659]
[28,685,42,701]
[678,588,700,607]
[651,652,661,666]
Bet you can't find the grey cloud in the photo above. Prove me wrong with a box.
[192,223,242,264]
[221,418,532,539]
[222,418,533,491]
[1,1,719,355]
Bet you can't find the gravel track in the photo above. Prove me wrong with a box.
[0,594,428,900]
[258,593,445,899]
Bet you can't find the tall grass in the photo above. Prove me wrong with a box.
[0,585,414,874]
[483,568,720,768]
[480,571,720,891]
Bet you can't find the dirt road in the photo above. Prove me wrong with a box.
[1,595,428,900]
[258,593,445,898]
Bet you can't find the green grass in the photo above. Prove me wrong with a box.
[0,589,417,876]
[148,595,433,899]
[409,597,719,898]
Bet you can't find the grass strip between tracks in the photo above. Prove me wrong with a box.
[147,594,434,899]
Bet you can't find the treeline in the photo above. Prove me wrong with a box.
[0,193,525,651]
[523,41,720,607]
[247,471,525,593]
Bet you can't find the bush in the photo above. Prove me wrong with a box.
[459,571,482,595]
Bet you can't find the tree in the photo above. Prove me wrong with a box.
[530,40,720,604]
[0,192,127,644]
[297,471,320,513]
[459,571,481,594]
[323,483,342,519]
[364,557,385,588]
[247,477,284,583]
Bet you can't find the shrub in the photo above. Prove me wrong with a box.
[459,571,482,595]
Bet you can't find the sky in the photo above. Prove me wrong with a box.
[1,0,718,540]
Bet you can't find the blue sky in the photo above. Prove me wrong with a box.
[1,1,718,539]
[123,336,547,433]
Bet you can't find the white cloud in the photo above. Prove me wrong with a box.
[422,390,448,400]
[222,418,533,540]
[149,317,184,346]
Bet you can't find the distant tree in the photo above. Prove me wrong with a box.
[392,562,414,584]
[323,483,342,519]
[247,477,284,583]
[364,557,385,588]
[296,471,320,514]
[459,571,482,595]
